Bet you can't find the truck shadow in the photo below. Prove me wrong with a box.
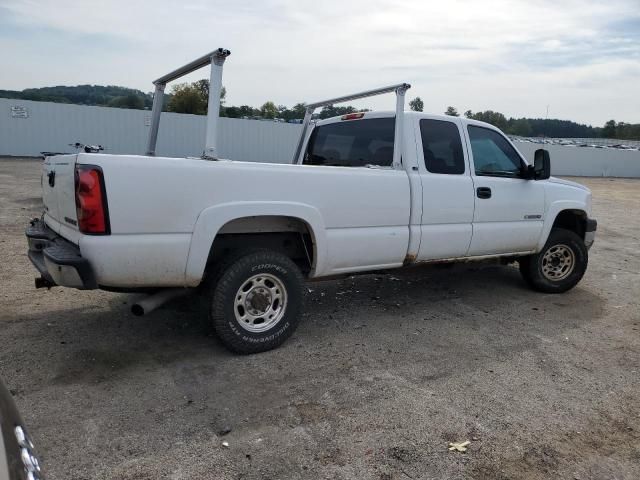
[4,262,608,479]
[6,263,604,390]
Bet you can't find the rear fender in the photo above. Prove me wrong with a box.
[184,201,327,285]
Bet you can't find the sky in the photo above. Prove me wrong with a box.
[0,0,638,126]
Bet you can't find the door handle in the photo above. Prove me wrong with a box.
[476,187,491,199]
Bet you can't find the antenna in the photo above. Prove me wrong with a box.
[543,104,549,143]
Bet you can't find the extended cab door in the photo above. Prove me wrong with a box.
[464,124,545,256]
[415,117,475,260]
[302,115,412,274]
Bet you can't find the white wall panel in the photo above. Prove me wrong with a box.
[0,98,301,163]
[516,143,640,178]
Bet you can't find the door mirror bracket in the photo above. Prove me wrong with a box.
[524,164,536,180]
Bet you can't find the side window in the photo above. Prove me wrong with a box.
[304,118,395,167]
[420,119,465,174]
[468,125,523,177]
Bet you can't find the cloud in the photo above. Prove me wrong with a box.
[0,0,638,124]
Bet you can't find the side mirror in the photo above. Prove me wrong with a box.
[533,149,551,180]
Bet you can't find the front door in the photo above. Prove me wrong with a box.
[464,125,545,256]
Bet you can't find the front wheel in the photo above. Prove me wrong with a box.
[519,228,588,293]
[209,250,305,354]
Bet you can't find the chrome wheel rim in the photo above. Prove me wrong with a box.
[234,273,287,333]
[541,244,575,281]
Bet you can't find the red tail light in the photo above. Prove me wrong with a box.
[75,165,110,234]
[341,112,365,121]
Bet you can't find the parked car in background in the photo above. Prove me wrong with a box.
[0,378,43,480]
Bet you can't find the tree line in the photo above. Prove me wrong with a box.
[167,81,363,121]
[0,85,153,110]
[417,101,638,140]
[2,83,638,140]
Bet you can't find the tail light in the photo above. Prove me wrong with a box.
[75,165,110,234]
[341,112,365,121]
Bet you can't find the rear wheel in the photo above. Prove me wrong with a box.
[208,250,304,354]
[519,228,588,293]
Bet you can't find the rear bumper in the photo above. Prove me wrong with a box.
[25,219,97,290]
[584,218,597,249]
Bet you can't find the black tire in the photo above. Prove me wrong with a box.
[519,228,588,293]
[209,250,305,354]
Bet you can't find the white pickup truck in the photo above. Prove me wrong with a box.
[26,49,596,353]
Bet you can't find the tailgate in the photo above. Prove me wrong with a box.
[42,154,79,234]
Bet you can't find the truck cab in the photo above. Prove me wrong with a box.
[299,110,594,263]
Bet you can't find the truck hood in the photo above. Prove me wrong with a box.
[548,177,590,192]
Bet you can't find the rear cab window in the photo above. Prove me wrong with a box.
[467,125,524,177]
[420,119,465,174]
[304,117,395,167]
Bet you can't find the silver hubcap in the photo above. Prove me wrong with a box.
[541,244,575,281]
[234,273,287,333]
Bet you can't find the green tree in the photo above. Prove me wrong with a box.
[107,94,144,109]
[602,120,617,138]
[615,122,640,140]
[445,106,459,117]
[167,83,207,114]
[190,80,225,104]
[508,118,532,137]
[409,97,424,112]
[239,105,259,117]
[260,101,279,119]
[276,103,308,122]
[291,103,307,119]
[223,106,239,118]
[166,80,227,115]
[466,110,508,131]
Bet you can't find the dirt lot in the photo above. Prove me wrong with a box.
[1,157,639,480]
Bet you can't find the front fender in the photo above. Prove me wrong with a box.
[536,200,589,251]
[184,201,328,286]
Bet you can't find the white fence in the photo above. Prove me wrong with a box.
[1,98,639,177]
[0,98,301,163]
[516,143,640,178]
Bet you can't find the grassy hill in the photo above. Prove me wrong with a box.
[0,85,153,109]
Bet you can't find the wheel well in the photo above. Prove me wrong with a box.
[206,216,315,276]
[552,209,587,239]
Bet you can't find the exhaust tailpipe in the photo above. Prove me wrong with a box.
[35,276,55,289]
[131,288,190,316]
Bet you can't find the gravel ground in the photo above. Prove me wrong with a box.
[1,157,639,480]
